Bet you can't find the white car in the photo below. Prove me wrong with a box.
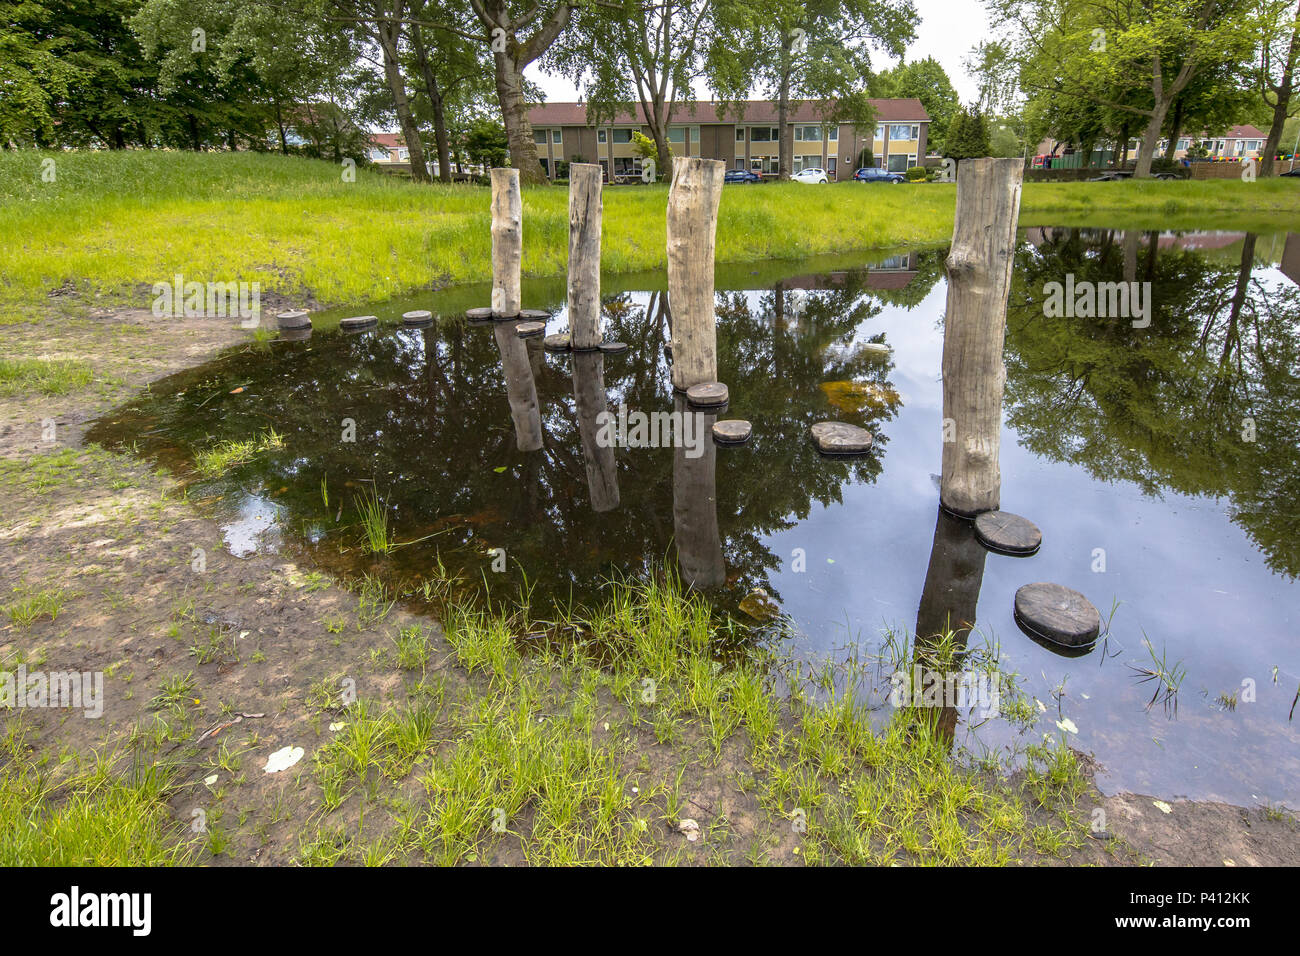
[792,167,829,184]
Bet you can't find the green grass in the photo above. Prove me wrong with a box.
[192,427,283,478]
[2,587,68,630]
[2,150,1295,320]
[0,725,190,866]
[0,358,93,396]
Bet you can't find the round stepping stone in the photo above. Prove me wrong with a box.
[466,307,494,321]
[402,310,433,328]
[599,341,629,354]
[340,314,378,332]
[1013,583,1101,650]
[276,310,310,330]
[712,420,752,445]
[515,321,546,338]
[519,309,550,320]
[543,333,571,352]
[810,421,873,456]
[974,511,1042,556]
[686,382,729,408]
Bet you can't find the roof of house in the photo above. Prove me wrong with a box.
[1223,125,1266,140]
[527,99,930,127]
[369,132,405,149]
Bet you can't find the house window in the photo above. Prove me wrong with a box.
[888,154,908,172]
[690,127,700,142]
[827,126,837,141]
[751,158,761,169]
[597,129,607,144]
[599,159,608,180]
[827,157,836,175]
[750,127,772,142]
[795,125,820,141]
[612,128,633,143]
[668,127,685,143]
[552,129,562,144]
[735,158,744,169]
[399,148,408,161]
[533,129,547,144]
[539,158,549,175]
[875,125,885,140]
[735,128,745,142]
[890,124,913,140]
[911,125,919,140]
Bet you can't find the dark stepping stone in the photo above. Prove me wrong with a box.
[466,307,494,320]
[712,420,751,445]
[974,511,1042,556]
[402,310,433,328]
[599,341,629,354]
[1014,583,1101,651]
[543,333,571,352]
[811,421,873,456]
[686,382,729,408]
[276,310,310,330]
[340,315,378,332]
[516,321,546,338]
[519,309,550,320]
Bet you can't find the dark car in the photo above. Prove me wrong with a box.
[855,167,905,184]
[724,169,763,183]
[1281,167,1300,178]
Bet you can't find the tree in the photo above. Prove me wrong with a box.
[992,0,1261,177]
[1255,0,1300,174]
[469,0,572,185]
[943,107,991,159]
[709,0,916,180]
[874,56,960,146]
[550,0,713,179]
[462,116,507,168]
[405,1,489,181]
[0,0,87,146]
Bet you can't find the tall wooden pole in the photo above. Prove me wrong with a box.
[572,352,619,512]
[940,157,1023,516]
[667,157,725,392]
[490,168,522,318]
[568,163,603,350]
[492,323,542,452]
[673,396,725,589]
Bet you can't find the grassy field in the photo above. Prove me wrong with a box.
[2,150,1297,321]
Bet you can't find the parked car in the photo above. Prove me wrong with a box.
[1280,167,1300,178]
[854,167,905,184]
[724,169,763,183]
[792,167,829,184]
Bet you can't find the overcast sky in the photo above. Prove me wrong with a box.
[530,0,993,106]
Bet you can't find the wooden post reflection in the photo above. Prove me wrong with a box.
[672,395,725,589]
[492,322,543,452]
[571,351,620,512]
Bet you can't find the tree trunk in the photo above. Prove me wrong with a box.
[412,25,452,183]
[378,21,430,182]
[1163,96,1185,161]
[1261,19,1299,175]
[493,53,546,185]
[1134,104,1171,178]
[667,158,725,392]
[567,164,603,349]
[777,36,793,181]
[939,157,1024,516]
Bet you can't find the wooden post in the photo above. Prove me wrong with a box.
[572,352,619,512]
[940,157,1023,516]
[667,157,725,392]
[568,164,603,350]
[490,168,522,317]
[492,323,542,452]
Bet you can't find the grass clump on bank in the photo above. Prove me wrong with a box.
[2,150,1296,320]
[300,572,1088,866]
[0,358,94,396]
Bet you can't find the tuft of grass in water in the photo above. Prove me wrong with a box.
[353,483,394,554]
[0,358,93,396]
[1129,638,1187,714]
[192,427,283,477]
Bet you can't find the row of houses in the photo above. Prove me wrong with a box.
[1036,124,1272,166]
[367,98,933,182]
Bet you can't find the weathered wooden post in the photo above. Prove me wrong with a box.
[673,395,725,589]
[667,158,725,393]
[490,168,522,318]
[568,164,603,350]
[940,157,1023,516]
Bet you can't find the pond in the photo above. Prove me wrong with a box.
[88,228,1300,809]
